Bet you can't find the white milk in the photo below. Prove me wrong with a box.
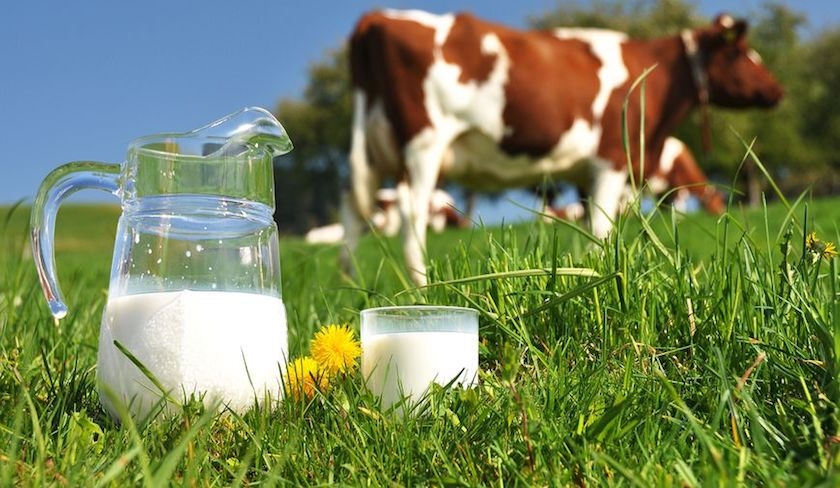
[97,290,287,421]
[361,331,477,409]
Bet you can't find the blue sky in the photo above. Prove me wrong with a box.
[2,1,838,223]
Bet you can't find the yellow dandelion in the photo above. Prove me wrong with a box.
[310,324,361,376]
[806,232,838,262]
[284,356,328,400]
[826,241,839,259]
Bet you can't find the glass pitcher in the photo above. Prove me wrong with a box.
[31,107,293,422]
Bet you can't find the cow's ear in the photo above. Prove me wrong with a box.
[713,13,736,29]
[731,19,748,41]
[724,19,748,44]
[713,14,747,43]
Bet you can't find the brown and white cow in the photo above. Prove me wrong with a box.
[306,188,466,245]
[649,137,726,214]
[374,188,469,236]
[345,9,783,285]
[542,136,726,220]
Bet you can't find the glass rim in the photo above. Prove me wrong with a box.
[361,305,478,334]
[361,305,477,317]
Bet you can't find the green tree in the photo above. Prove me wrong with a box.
[801,26,840,167]
[273,48,352,233]
[530,0,699,37]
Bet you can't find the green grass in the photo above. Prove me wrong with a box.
[2,193,840,486]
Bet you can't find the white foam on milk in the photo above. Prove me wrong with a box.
[97,290,287,421]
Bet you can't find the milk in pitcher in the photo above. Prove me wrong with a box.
[97,289,287,420]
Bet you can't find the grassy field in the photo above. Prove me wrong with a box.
[2,193,840,485]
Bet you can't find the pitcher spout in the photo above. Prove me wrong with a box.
[204,106,294,158]
[126,107,293,208]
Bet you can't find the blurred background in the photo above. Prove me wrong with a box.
[2,0,838,233]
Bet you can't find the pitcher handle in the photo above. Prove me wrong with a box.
[30,161,122,319]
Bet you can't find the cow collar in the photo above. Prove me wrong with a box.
[681,29,709,105]
[681,29,712,153]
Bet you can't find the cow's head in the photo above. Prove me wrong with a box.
[699,186,726,215]
[694,14,784,109]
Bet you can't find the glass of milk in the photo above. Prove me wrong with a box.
[361,306,479,411]
[30,108,294,422]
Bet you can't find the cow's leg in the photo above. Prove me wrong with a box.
[670,188,692,213]
[588,162,629,239]
[399,138,444,286]
[339,189,366,276]
[341,89,380,277]
[397,178,433,287]
[395,180,424,286]
[618,184,637,214]
[348,90,378,220]
[549,201,586,222]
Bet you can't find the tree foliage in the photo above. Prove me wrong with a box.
[273,48,352,233]
[530,0,697,37]
[801,27,840,165]
[273,0,840,233]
